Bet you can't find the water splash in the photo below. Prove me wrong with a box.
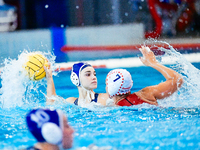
[144,39,200,107]
[0,50,56,108]
[1,40,200,150]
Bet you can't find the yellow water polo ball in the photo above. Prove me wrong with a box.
[24,53,49,81]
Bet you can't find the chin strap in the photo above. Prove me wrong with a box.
[79,86,95,106]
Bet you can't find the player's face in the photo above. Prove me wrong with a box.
[62,116,74,149]
[80,66,97,90]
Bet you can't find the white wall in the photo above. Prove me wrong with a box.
[0,29,51,66]
[0,23,145,66]
[66,23,144,46]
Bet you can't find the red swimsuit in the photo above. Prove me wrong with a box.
[116,93,146,106]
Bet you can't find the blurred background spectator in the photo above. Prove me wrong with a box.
[2,0,200,38]
[0,0,17,31]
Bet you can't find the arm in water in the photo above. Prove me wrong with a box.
[135,46,183,105]
[44,64,56,104]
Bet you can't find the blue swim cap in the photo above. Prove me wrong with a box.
[70,62,92,86]
[26,108,63,145]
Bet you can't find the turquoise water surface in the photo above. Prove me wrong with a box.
[1,46,200,150]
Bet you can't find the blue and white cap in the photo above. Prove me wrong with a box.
[106,69,133,98]
[26,108,63,145]
[70,62,92,86]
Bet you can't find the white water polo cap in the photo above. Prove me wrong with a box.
[106,69,133,98]
[70,62,92,86]
[26,108,64,145]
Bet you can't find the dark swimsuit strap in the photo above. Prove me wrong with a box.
[91,93,99,103]
[74,93,99,105]
[125,98,134,105]
[74,98,78,105]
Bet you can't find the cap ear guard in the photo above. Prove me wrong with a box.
[70,72,80,86]
[41,122,63,145]
[26,109,63,145]
[70,62,92,87]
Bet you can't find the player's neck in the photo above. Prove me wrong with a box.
[35,142,59,150]
[114,93,130,104]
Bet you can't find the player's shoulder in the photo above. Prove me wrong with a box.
[66,97,77,103]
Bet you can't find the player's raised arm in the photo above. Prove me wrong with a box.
[44,63,56,104]
[136,46,183,102]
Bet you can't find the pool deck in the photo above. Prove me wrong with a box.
[1,37,200,73]
[58,37,200,71]
[55,52,200,71]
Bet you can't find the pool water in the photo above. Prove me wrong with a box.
[1,48,200,150]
